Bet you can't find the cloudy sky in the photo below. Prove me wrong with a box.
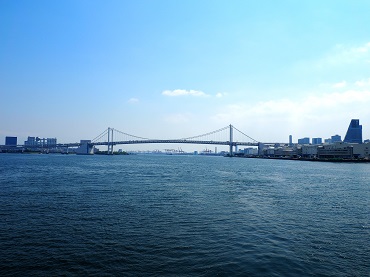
[1,0,370,151]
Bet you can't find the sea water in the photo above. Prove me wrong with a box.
[0,154,369,276]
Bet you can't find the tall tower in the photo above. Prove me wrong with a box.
[289,135,292,146]
[344,119,362,143]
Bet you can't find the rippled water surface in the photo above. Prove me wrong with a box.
[1,154,369,276]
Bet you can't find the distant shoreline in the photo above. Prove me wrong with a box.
[238,155,370,163]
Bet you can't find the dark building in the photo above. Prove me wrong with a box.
[5,136,17,146]
[298,137,310,144]
[331,134,342,143]
[344,119,362,143]
[312,137,322,145]
[317,144,353,159]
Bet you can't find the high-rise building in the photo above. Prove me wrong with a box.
[24,136,36,146]
[24,136,57,146]
[298,137,310,144]
[289,135,292,146]
[5,136,17,146]
[344,119,362,143]
[331,134,342,143]
[47,138,57,146]
[312,138,322,145]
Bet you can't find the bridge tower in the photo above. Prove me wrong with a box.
[229,124,233,156]
[107,127,114,155]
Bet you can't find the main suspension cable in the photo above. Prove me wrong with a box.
[181,125,230,140]
[113,128,150,140]
[92,129,108,142]
[232,126,259,143]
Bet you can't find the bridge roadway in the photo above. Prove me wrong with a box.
[1,140,284,149]
[92,139,260,147]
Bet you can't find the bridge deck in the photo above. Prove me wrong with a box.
[93,139,259,147]
[1,140,288,149]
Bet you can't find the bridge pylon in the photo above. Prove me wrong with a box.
[107,127,114,155]
[229,124,233,156]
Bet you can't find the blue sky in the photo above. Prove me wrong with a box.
[1,0,370,150]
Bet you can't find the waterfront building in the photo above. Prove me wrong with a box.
[317,142,353,159]
[324,138,332,144]
[331,134,342,143]
[243,147,258,155]
[47,138,57,146]
[264,147,275,157]
[312,138,322,145]
[24,136,57,147]
[344,119,362,143]
[298,137,310,144]
[24,136,37,146]
[5,136,17,146]
[301,145,318,158]
[351,142,370,159]
[76,140,94,155]
[289,135,293,146]
[274,147,297,158]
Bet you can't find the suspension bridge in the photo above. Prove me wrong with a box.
[90,124,260,155]
[2,125,282,156]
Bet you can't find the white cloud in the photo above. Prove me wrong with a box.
[355,78,370,87]
[212,80,370,142]
[162,89,209,97]
[333,81,347,88]
[354,42,370,53]
[217,89,370,121]
[128,98,139,103]
[216,92,229,98]
[319,42,370,67]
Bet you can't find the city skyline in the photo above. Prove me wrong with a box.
[2,118,366,154]
[2,1,370,149]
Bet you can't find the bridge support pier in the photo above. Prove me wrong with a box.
[76,142,95,155]
[258,143,264,156]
